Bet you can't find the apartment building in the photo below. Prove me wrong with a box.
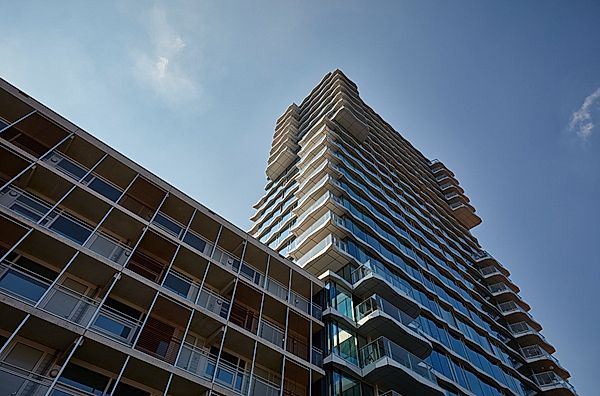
[0,78,325,396]
[250,70,576,396]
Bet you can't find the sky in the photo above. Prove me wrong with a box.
[1,1,599,393]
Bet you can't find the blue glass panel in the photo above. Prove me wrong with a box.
[0,270,47,302]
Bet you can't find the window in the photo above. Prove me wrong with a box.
[58,363,109,396]
[183,231,207,253]
[83,175,122,202]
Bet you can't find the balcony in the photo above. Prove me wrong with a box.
[294,234,349,275]
[43,150,123,202]
[532,371,577,395]
[351,261,420,319]
[488,283,528,309]
[0,186,133,267]
[508,322,555,354]
[479,264,513,285]
[359,337,444,396]
[289,211,347,258]
[162,269,201,303]
[497,301,541,331]
[520,345,569,379]
[355,294,431,358]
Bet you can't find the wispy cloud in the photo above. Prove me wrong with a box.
[133,4,199,104]
[569,87,600,142]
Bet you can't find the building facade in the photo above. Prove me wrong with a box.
[250,70,576,396]
[0,78,325,396]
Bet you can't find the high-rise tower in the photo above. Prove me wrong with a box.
[250,70,575,396]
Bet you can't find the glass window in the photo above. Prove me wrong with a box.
[84,175,122,202]
[450,360,468,389]
[163,272,191,298]
[49,215,92,245]
[113,382,151,396]
[56,157,88,180]
[153,213,183,238]
[183,231,207,253]
[58,363,109,396]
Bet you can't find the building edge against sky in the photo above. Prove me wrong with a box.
[250,70,576,396]
[0,77,327,396]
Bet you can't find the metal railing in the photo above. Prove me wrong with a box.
[359,337,437,383]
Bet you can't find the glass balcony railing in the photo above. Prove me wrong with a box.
[38,283,99,327]
[212,246,242,272]
[250,370,281,396]
[213,358,251,394]
[197,287,231,319]
[0,260,52,304]
[532,372,577,394]
[355,294,416,329]
[488,282,510,294]
[84,231,132,266]
[521,345,561,366]
[265,277,288,301]
[312,346,324,367]
[259,319,285,348]
[176,343,217,380]
[0,362,52,396]
[508,322,547,341]
[498,301,531,318]
[90,305,143,346]
[351,260,413,300]
[480,265,501,277]
[182,229,213,256]
[295,234,347,268]
[359,337,436,383]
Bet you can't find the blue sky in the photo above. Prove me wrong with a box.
[1,1,599,393]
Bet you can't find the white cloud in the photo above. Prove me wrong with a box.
[133,4,199,104]
[569,87,600,142]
